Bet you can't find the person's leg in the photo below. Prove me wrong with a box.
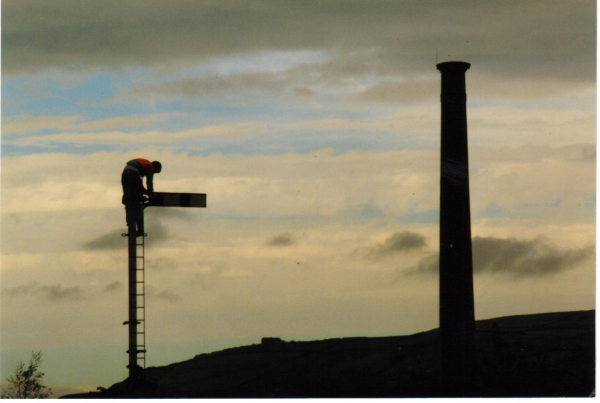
[136,205,144,236]
[122,170,143,231]
[125,204,136,228]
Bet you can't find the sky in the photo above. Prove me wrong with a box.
[0,0,596,396]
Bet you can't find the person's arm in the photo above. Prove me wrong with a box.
[146,172,155,195]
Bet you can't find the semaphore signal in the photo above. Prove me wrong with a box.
[120,158,206,395]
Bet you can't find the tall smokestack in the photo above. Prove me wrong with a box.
[436,61,476,395]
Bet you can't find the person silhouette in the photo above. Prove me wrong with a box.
[121,159,162,236]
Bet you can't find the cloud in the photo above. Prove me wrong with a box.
[122,72,288,100]
[146,257,180,271]
[407,236,594,278]
[406,254,439,276]
[6,122,269,148]
[1,115,79,136]
[83,229,127,250]
[2,113,184,135]
[142,217,174,246]
[471,236,594,277]
[4,281,40,297]
[150,207,196,221]
[103,281,123,293]
[293,87,316,99]
[467,107,595,148]
[581,145,596,162]
[155,290,181,302]
[3,1,594,90]
[3,145,593,229]
[349,74,593,105]
[360,231,427,257]
[146,286,181,302]
[266,232,295,247]
[350,79,438,105]
[5,282,85,301]
[39,284,84,301]
[83,219,170,250]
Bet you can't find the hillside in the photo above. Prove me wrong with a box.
[62,310,594,398]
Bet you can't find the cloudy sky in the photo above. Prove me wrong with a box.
[1,0,596,396]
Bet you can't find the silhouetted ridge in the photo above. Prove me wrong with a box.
[61,310,594,398]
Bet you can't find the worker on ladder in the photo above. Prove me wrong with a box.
[122,158,162,236]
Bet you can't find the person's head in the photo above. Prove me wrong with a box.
[152,161,162,173]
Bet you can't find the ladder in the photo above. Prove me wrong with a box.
[135,233,147,370]
[122,229,147,375]
[120,190,206,394]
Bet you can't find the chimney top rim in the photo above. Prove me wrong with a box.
[436,61,471,71]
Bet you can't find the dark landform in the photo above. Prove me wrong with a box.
[62,309,594,398]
